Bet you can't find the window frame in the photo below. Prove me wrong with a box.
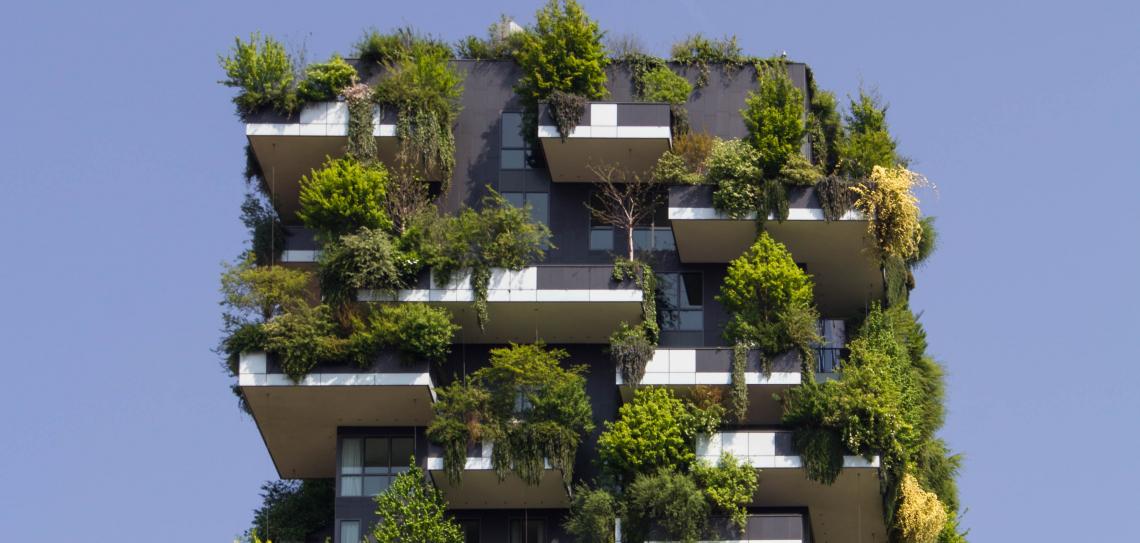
[338,434,416,498]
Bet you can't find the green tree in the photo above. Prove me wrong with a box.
[318,227,403,308]
[515,0,609,101]
[741,66,805,177]
[840,89,898,178]
[564,486,617,543]
[372,463,464,543]
[691,452,758,533]
[296,54,357,102]
[219,33,297,117]
[220,254,311,326]
[297,157,392,240]
[597,387,701,480]
[624,469,709,543]
[249,479,334,543]
[807,87,843,174]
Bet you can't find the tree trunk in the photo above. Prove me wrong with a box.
[626,225,635,261]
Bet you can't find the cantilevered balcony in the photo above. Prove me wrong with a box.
[639,513,808,543]
[425,442,570,509]
[669,185,884,316]
[358,265,643,343]
[537,102,672,182]
[245,101,401,220]
[616,321,848,424]
[238,351,436,479]
[699,431,884,543]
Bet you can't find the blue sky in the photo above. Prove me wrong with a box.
[0,1,1137,540]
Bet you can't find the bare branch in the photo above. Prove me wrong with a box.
[584,163,662,260]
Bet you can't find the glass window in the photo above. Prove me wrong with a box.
[589,226,613,251]
[340,436,413,497]
[510,519,545,543]
[502,191,549,226]
[501,112,531,170]
[501,113,525,149]
[657,272,703,331]
[339,520,360,543]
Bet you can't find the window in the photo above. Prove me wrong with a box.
[459,520,481,543]
[339,436,414,497]
[339,520,360,543]
[587,192,614,251]
[509,519,545,543]
[657,272,703,331]
[501,112,533,170]
[502,191,549,226]
[632,199,675,252]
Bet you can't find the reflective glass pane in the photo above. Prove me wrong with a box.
[656,273,679,309]
[340,520,360,543]
[340,476,362,497]
[363,475,391,496]
[653,228,676,251]
[391,437,414,469]
[501,150,526,169]
[680,273,702,307]
[659,310,681,331]
[364,437,389,474]
[340,438,362,474]
[589,227,613,251]
[679,310,703,331]
[527,193,549,225]
[501,113,524,148]
[503,193,525,207]
[633,228,652,250]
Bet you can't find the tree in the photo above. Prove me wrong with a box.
[597,387,701,481]
[741,65,805,177]
[249,479,334,543]
[372,463,464,543]
[219,254,311,327]
[564,486,618,543]
[219,33,297,117]
[584,164,662,260]
[839,89,897,179]
[515,0,609,101]
[297,157,392,240]
[624,469,709,543]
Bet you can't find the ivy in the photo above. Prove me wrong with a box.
[610,321,654,387]
[670,34,746,88]
[548,90,587,140]
[372,462,465,543]
[612,258,659,343]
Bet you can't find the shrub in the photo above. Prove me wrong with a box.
[850,166,926,260]
[670,34,745,87]
[564,486,617,543]
[779,153,823,186]
[344,83,377,163]
[219,254,311,327]
[262,304,342,381]
[597,387,700,480]
[840,89,898,178]
[808,87,843,174]
[653,133,714,184]
[610,322,654,386]
[455,16,526,60]
[318,228,403,307]
[741,66,805,177]
[707,139,762,218]
[366,303,458,363]
[297,157,392,240]
[296,54,357,102]
[641,66,691,104]
[354,27,451,65]
[548,90,588,139]
[515,0,609,101]
[624,469,709,543]
[249,479,334,543]
[718,232,819,357]
[427,343,594,486]
[896,473,947,543]
[911,216,938,266]
[692,452,759,534]
[219,33,297,117]
[372,462,464,543]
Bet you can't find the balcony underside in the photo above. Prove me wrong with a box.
[754,467,885,543]
[540,136,671,182]
[426,462,570,509]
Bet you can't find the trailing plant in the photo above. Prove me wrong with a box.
[426,343,594,486]
[616,52,666,99]
[318,227,403,308]
[742,66,806,178]
[297,157,392,240]
[612,258,659,343]
[791,426,846,485]
[670,34,746,87]
[816,175,857,222]
[564,485,618,543]
[851,166,927,261]
[296,54,357,102]
[896,473,947,543]
[219,33,297,118]
[623,468,709,543]
[653,132,714,184]
[610,321,654,386]
[372,462,465,543]
[597,387,701,481]
[344,83,377,163]
[692,452,759,534]
[548,89,588,140]
[729,342,749,421]
[514,0,609,146]
[840,89,898,179]
[456,16,526,60]
[249,479,334,543]
[354,27,452,66]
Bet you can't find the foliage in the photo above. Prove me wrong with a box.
[297,157,392,240]
[851,166,926,260]
[641,66,692,104]
[427,343,594,486]
[792,426,846,485]
[670,34,745,87]
[779,153,823,186]
[564,486,618,543]
[885,255,912,307]
[220,255,310,327]
[624,469,709,543]
[318,227,403,308]
[372,463,464,543]
[612,259,659,343]
[610,321,654,386]
[808,85,843,174]
[597,387,702,480]
[219,33,297,117]
[897,473,948,543]
[344,83,377,163]
[262,304,342,381]
[912,216,938,266]
[296,54,357,102]
[741,66,806,178]
[729,342,749,422]
[249,479,334,543]
[354,27,452,66]
[718,232,820,360]
[585,165,662,261]
[548,90,588,139]
[707,139,791,223]
[815,175,857,222]
[221,323,269,377]
[365,303,458,364]
[456,16,526,60]
[240,191,286,266]
[653,132,713,184]
[692,452,759,534]
[840,90,898,179]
